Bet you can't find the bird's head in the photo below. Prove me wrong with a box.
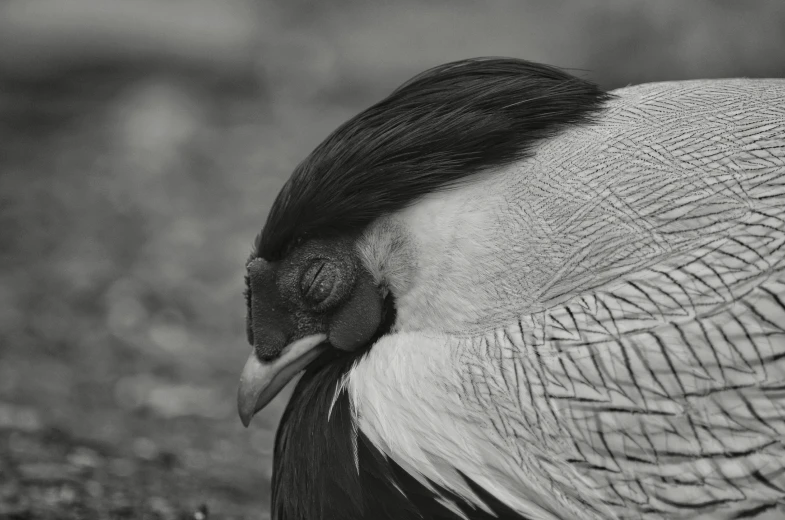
[233,58,606,425]
[238,234,392,425]
[237,58,610,428]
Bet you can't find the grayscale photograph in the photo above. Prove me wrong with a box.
[1,1,784,519]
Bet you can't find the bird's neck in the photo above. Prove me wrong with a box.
[272,349,534,520]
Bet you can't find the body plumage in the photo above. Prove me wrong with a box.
[238,59,785,520]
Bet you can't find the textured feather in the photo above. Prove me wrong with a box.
[350,79,785,519]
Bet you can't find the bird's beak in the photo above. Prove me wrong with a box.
[237,334,328,427]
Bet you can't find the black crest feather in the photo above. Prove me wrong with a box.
[256,57,611,261]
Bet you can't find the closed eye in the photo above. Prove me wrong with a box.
[300,259,340,309]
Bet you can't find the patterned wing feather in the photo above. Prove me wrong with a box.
[499,80,785,519]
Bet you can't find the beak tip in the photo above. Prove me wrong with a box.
[235,334,328,430]
[237,386,256,428]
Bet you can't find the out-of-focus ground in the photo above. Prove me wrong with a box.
[0,0,784,518]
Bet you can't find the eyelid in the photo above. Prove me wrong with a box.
[302,260,331,299]
[301,259,322,291]
[311,262,326,284]
[301,258,346,313]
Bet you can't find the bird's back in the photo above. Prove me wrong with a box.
[500,78,785,519]
[349,78,785,520]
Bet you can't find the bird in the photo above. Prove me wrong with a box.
[236,57,785,520]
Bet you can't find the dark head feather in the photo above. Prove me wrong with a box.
[255,57,611,261]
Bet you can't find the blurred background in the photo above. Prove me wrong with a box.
[1,0,784,518]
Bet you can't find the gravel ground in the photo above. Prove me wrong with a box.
[0,78,283,518]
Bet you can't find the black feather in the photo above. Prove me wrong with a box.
[273,350,534,520]
[255,57,611,261]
